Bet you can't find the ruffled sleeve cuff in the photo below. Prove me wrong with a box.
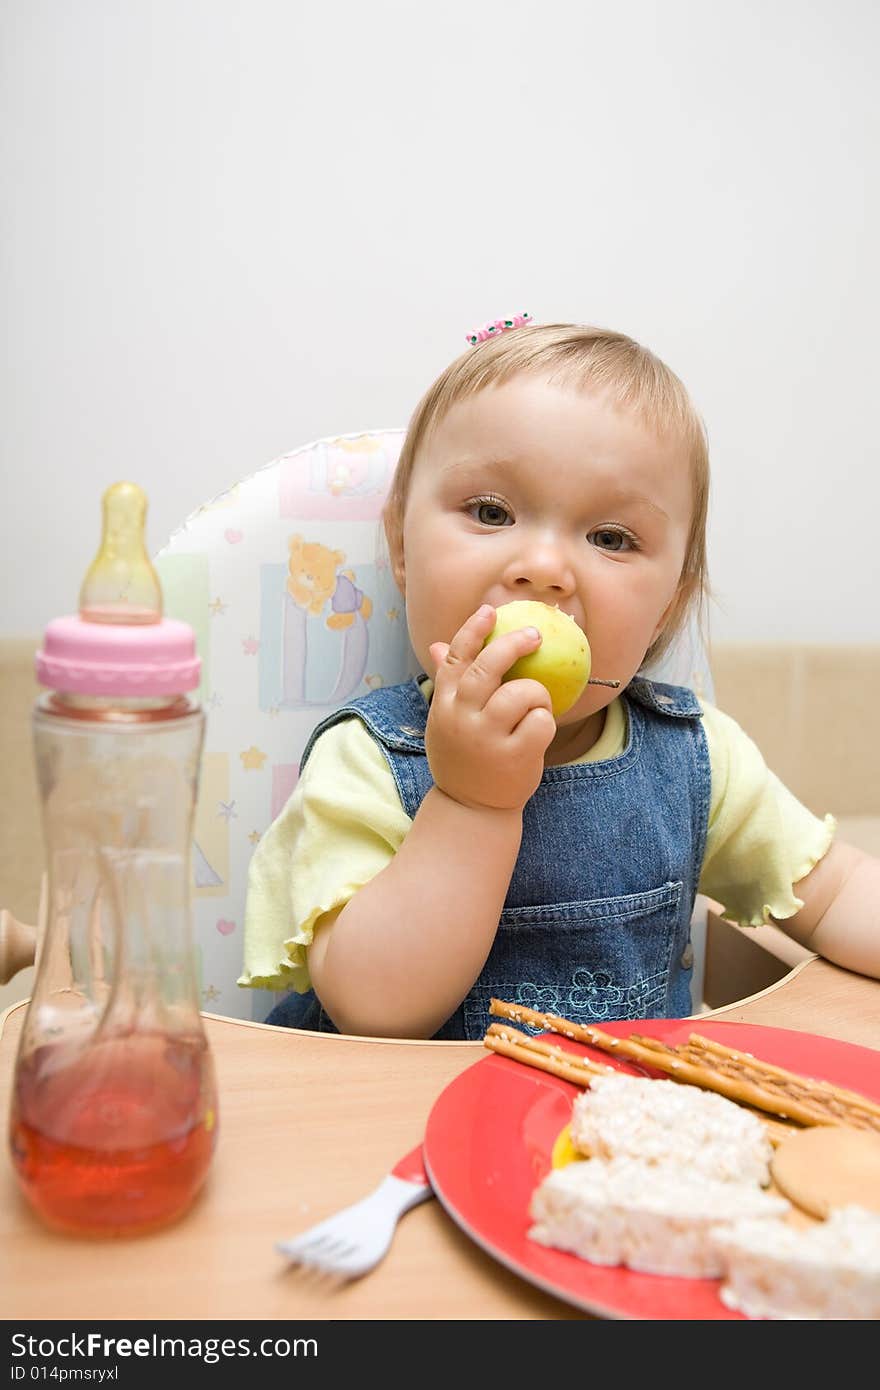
[717,813,837,929]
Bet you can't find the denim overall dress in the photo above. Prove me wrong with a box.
[264,675,710,1040]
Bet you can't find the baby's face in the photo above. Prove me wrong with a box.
[394,373,693,725]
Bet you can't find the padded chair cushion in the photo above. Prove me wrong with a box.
[156,429,419,1018]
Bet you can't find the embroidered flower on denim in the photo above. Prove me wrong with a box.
[516,981,564,1015]
[569,969,624,1014]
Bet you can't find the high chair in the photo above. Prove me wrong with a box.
[0,428,715,1021]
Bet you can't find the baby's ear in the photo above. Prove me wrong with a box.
[382,511,406,595]
[391,553,405,595]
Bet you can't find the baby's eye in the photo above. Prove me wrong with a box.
[468,498,513,527]
[589,527,637,552]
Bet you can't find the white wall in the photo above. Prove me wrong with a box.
[2,0,878,644]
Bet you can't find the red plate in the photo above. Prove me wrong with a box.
[422,1019,880,1320]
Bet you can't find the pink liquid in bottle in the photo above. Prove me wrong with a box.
[10,1032,217,1236]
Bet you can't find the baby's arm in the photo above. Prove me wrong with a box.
[775,839,880,979]
[308,605,556,1037]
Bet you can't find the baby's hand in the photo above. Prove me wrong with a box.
[425,604,556,811]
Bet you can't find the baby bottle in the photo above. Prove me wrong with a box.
[8,482,218,1237]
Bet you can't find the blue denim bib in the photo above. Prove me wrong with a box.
[265,676,710,1040]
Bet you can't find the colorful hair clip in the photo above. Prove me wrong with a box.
[465,312,533,346]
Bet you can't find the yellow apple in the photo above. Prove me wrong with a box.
[483,600,591,717]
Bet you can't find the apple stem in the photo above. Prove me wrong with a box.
[587,678,621,688]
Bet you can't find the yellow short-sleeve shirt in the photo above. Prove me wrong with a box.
[239,694,835,993]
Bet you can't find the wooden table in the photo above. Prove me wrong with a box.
[3,956,880,1322]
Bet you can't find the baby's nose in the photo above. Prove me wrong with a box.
[503,538,575,597]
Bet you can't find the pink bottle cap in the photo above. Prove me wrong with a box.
[36,615,201,697]
[35,481,201,698]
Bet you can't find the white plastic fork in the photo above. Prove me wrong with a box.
[276,1144,434,1280]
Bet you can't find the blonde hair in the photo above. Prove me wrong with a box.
[383,322,710,665]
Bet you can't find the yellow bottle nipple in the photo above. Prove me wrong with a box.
[79,482,163,625]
